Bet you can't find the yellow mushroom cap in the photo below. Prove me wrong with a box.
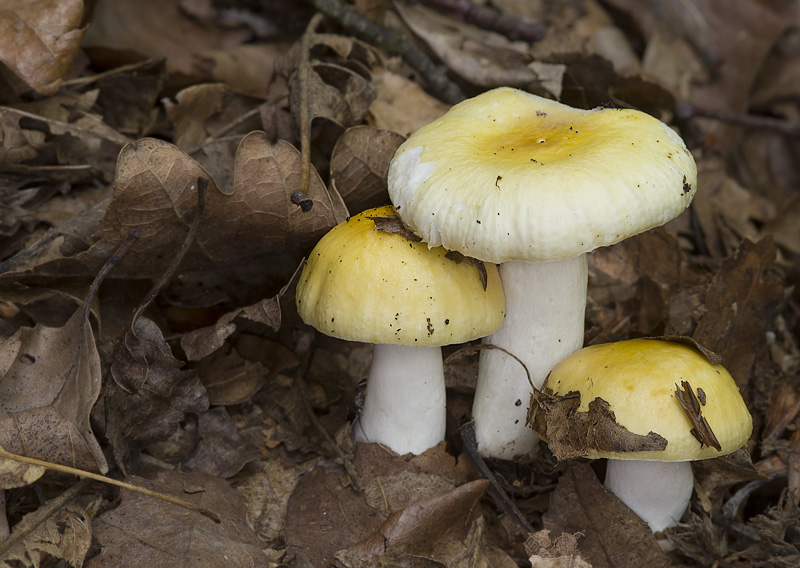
[539,338,752,461]
[295,206,505,346]
[388,87,697,263]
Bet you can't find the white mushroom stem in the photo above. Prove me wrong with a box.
[474,255,588,459]
[354,344,446,455]
[604,460,694,533]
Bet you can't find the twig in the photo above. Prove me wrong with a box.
[458,422,534,532]
[0,480,90,557]
[444,343,534,392]
[676,99,800,139]
[0,449,220,524]
[107,177,208,390]
[205,107,262,143]
[82,228,141,318]
[309,0,465,104]
[297,14,325,198]
[413,0,545,42]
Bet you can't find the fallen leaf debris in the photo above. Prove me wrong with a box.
[0,0,799,566]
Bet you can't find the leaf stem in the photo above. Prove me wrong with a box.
[0,448,220,524]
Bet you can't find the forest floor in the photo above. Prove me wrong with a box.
[0,0,799,567]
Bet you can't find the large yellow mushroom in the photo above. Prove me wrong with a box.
[388,87,698,459]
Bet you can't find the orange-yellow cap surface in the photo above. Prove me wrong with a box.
[540,338,752,461]
[296,206,505,346]
[388,87,697,263]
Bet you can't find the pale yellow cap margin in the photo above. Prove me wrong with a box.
[388,87,698,263]
[543,338,753,461]
[296,206,506,347]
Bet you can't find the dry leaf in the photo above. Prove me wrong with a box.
[182,407,259,478]
[281,32,379,145]
[233,454,316,543]
[0,0,86,96]
[0,104,130,177]
[525,530,592,568]
[285,442,470,567]
[166,83,265,150]
[195,43,285,98]
[395,2,547,89]
[338,478,489,561]
[693,237,785,389]
[105,317,209,473]
[0,283,108,486]
[1,134,344,284]
[85,470,272,568]
[367,68,450,137]
[194,346,266,405]
[81,0,251,78]
[284,460,382,567]
[330,125,403,214]
[543,463,672,568]
[180,265,298,361]
[1,499,91,567]
[530,391,667,461]
[83,58,167,137]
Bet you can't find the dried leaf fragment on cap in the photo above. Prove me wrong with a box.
[674,380,722,451]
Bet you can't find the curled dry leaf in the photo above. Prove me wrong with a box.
[105,317,209,473]
[674,380,722,451]
[85,470,272,568]
[166,83,265,150]
[543,463,672,568]
[282,32,379,143]
[2,499,92,567]
[0,0,86,96]
[0,104,130,179]
[329,125,403,214]
[180,261,301,361]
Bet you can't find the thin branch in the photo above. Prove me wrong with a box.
[414,0,545,42]
[458,422,534,532]
[310,0,465,104]
[0,480,90,557]
[0,449,220,524]
[677,99,800,139]
[107,177,208,390]
[297,14,325,197]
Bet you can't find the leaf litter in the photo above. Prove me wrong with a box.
[0,0,799,566]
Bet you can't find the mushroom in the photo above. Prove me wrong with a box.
[387,87,698,459]
[530,338,753,533]
[295,206,505,455]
